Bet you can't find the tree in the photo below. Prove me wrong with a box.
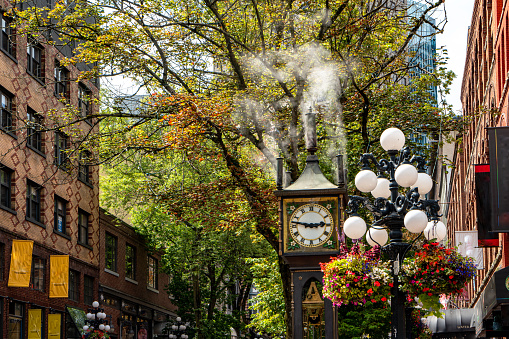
[100,148,271,337]
[10,0,459,336]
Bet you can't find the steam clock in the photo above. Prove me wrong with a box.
[275,113,345,338]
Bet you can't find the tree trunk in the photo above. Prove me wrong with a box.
[193,270,202,339]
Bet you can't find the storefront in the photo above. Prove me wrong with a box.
[470,266,509,338]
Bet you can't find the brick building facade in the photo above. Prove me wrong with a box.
[0,0,101,336]
[447,0,509,335]
[99,209,176,339]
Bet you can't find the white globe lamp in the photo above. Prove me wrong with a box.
[404,210,428,233]
[99,324,105,331]
[395,164,418,187]
[92,301,100,308]
[104,325,110,332]
[380,127,405,151]
[366,227,388,247]
[423,221,447,241]
[344,216,367,239]
[371,177,391,199]
[355,170,378,192]
[176,317,181,322]
[83,325,89,331]
[411,172,433,195]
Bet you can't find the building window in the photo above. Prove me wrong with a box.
[1,12,15,57]
[27,108,43,152]
[77,210,89,245]
[30,257,45,291]
[0,87,13,132]
[0,166,12,210]
[105,233,117,272]
[69,269,79,302]
[27,39,43,80]
[147,256,158,289]
[78,84,91,118]
[55,132,69,168]
[8,301,23,339]
[125,244,136,280]
[26,181,42,223]
[0,243,4,281]
[84,275,94,305]
[54,196,67,234]
[78,151,90,183]
[54,60,69,99]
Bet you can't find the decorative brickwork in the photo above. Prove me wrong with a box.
[449,0,509,309]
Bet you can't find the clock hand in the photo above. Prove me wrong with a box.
[293,221,326,228]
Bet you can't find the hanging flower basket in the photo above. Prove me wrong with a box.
[321,245,391,306]
[82,330,110,339]
[400,242,476,311]
[321,242,476,313]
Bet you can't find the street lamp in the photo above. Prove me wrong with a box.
[168,317,189,339]
[83,301,113,335]
[344,127,445,339]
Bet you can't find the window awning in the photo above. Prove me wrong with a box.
[426,308,475,337]
[66,307,86,333]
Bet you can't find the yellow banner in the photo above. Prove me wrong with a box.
[28,309,42,339]
[48,314,61,338]
[8,240,33,287]
[49,255,69,298]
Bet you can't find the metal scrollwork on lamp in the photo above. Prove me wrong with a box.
[168,317,189,339]
[343,127,446,339]
[83,301,113,338]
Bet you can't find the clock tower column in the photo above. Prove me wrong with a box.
[275,112,346,339]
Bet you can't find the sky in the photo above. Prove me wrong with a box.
[436,0,476,113]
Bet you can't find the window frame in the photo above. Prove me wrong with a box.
[26,180,42,224]
[77,209,89,246]
[27,108,43,153]
[1,12,15,57]
[54,60,69,99]
[125,244,136,281]
[0,87,13,132]
[27,39,43,81]
[78,84,91,118]
[84,275,94,305]
[30,256,45,291]
[105,233,117,272]
[147,255,158,290]
[54,195,67,235]
[0,165,12,211]
[8,301,23,339]
[78,151,90,184]
[0,242,4,281]
[54,132,69,169]
[68,269,79,302]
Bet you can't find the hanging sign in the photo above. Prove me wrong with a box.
[8,240,34,287]
[49,255,69,298]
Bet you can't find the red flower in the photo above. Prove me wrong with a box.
[449,275,454,279]
[381,297,387,302]
[428,292,433,296]
[374,281,381,287]
[389,283,393,287]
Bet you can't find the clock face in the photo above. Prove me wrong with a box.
[289,203,334,247]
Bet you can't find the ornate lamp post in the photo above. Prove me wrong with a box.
[343,127,446,339]
[168,317,189,339]
[83,301,113,336]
